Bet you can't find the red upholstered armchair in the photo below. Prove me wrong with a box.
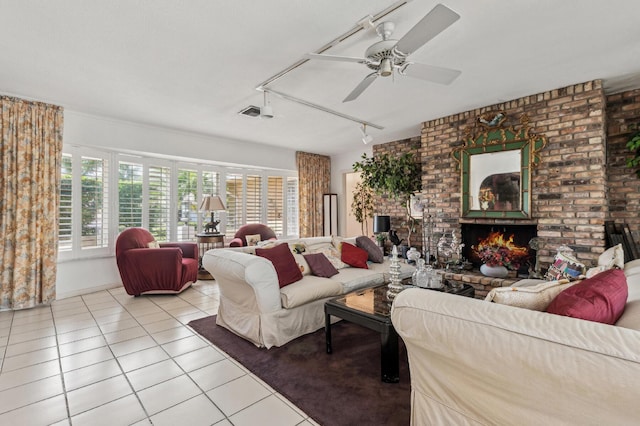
[116,228,199,296]
[228,224,277,247]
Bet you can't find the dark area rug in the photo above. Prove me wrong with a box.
[188,316,410,426]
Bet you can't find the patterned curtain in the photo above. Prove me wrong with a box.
[0,96,63,309]
[296,151,330,237]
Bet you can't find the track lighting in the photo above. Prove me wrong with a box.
[260,91,274,119]
[360,124,373,144]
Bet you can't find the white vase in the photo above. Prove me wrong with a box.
[480,264,509,278]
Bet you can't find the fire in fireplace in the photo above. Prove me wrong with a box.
[461,224,537,275]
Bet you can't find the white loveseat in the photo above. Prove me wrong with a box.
[391,259,640,425]
[203,236,414,348]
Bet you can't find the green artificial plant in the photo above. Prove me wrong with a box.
[351,181,374,235]
[626,128,640,179]
[353,152,422,245]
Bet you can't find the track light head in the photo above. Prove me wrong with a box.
[360,124,373,144]
[260,91,274,119]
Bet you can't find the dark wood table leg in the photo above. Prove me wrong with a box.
[325,312,332,354]
[380,324,399,383]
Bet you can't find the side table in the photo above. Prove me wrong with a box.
[196,233,224,280]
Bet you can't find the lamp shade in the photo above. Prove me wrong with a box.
[199,195,226,212]
[373,215,390,233]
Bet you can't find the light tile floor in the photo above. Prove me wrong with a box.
[0,281,318,426]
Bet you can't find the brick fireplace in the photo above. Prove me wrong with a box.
[373,80,640,278]
[460,223,537,276]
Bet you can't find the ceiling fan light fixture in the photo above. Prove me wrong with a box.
[360,124,373,144]
[379,58,393,77]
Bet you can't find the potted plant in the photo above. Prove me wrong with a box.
[353,152,422,246]
[351,181,374,235]
[626,127,640,178]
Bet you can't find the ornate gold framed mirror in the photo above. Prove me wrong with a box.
[452,112,546,219]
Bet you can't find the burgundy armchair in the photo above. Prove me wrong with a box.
[228,223,277,247]
[116,227,199,296]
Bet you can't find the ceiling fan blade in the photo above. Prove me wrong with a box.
[304,53,367,64]
[402,63,461,85]
[343,73,378,102]
[395,4,460,56]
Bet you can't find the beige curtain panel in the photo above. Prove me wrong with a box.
[0,96,63,309]
[296,151,330,237]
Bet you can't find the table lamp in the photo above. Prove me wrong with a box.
[373,215,391,250]
[199,195,226,234]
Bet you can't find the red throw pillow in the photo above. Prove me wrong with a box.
[341,242,369,269]
[303,253,339,278]
[256,243,303,288]
[546,268,628,324]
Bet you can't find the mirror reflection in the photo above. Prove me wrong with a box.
[469,150,521,211]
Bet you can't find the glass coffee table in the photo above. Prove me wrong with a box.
[324,283,475,383]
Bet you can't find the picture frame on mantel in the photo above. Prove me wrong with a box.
[452,112,547,219]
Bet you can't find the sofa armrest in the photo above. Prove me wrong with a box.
[391,288,640,425]
[202,249,281,313]
[160,242,198,259]
[117,248,183,289]
[228,238,244,247]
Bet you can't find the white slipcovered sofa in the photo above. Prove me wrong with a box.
[203,236,414,348]
[391,258,640,425]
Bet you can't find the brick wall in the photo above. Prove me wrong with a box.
[371,80,630,269]
[606,88,640,243]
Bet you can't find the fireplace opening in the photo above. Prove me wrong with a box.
[461,224,537,276]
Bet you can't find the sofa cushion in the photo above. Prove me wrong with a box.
[245,233,262,246]
[279,275,343,309]
[485,279,577,311]
[624,259,640,278]
[330,267,384,293]
[356,236,384,263]
[256,243,303,288]
[546,268,628,324]
[599,243,625,269]
[545,251,585,281]
[293,253,310,276]
[341,243,369,269]
[309,245,347,270]
[304,253,339,278]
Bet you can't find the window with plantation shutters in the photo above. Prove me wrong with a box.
[58,145,298,258]
[81,156,109,249]
[225,173,243,238]
[59,154,73,251]
[246,175,262,224]
[177,169,198,241]
[267,176,284,236]
[148,165,171,241]
[118,161,143,232]
[58,148,110,258]
[286,176,299,237]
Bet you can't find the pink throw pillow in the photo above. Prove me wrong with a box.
[256,243,303,288]
[546,268,628,324]
[341,242,369,269]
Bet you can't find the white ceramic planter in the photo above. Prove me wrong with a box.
[480,264,509,278]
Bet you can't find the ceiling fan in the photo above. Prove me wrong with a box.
[305,3,461,102]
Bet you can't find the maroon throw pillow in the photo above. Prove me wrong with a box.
[356,236,384,263]
[256,243,303,288]
[341,242,369,269]
[546,268,628,324]
[303,253,339,278]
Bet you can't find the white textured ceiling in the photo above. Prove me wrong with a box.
[1,0,639,156]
